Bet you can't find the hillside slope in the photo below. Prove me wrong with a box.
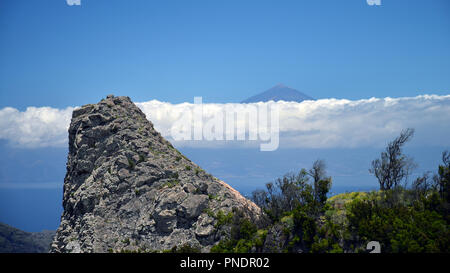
[0,222,54,253]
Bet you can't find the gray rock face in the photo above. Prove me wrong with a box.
[51,95,261,253]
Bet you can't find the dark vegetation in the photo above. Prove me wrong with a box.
[0,222,55,253]
[212,129,449,253]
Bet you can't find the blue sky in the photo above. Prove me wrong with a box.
[1,0,449,110]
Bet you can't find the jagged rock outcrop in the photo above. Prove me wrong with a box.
[51,95,261,253]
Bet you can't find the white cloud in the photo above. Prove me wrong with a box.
[1,95,449,149]
[137,95,450,148]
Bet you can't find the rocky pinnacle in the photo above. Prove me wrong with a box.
[51,95,261,253]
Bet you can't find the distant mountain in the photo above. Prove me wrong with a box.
[0,222,55,253]
[242,84,314,103]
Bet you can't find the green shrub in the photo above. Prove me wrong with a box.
[215,210,233,228]
[346,191,449,253]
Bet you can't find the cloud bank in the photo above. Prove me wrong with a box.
[1,95,449,149]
